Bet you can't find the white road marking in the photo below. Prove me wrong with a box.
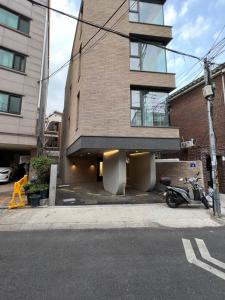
[60,189,74,193]
[195,238,225,270]
[182,239,225,281]
[63,199,76,203]
[87,193,101,196]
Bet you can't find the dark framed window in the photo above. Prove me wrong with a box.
[78,45,82,81]
[130,41,167,73]
[131,89,169,127]
[0,6,30,34]
[76,92,80,130]
[0,47,26,72]
[0,91,22,115]
[79,2,83,39]
[129,0,164,25]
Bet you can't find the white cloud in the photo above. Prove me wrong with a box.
[180,0,196,17]
[47,0,79,114]
[179,16,210,41]
[213,31,220,40]
[195,47,203,55]
[164,5,177,26]
[180,2,189,17]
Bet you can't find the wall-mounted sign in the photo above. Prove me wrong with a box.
[190,161,197,168]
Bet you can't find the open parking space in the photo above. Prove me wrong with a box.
[56,182,164,206]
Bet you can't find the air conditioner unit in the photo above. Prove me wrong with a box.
[181,139,195,149]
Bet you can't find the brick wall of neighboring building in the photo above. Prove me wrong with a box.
[168,69,225,192]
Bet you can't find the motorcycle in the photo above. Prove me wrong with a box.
[160,173,213,209]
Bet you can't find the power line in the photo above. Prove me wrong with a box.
[81,0,137,59]
[208,37,225,59]
[35,0,136,82]
[40,0,128,81]
[207,25,225,56]
[210,39,225,60]
[27,0,201,64]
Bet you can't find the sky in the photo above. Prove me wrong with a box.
[47,0,225,114]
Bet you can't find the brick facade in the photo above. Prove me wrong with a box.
[167,67,225,192]
[60,0,180,184]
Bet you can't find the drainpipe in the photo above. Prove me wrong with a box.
[222,69,225,105]
[37,8,49,155]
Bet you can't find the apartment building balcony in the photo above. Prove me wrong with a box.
[128,23,172,43]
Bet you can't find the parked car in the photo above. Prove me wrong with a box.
[0,167,13,183]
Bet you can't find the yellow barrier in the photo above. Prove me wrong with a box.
[8,175,28,209]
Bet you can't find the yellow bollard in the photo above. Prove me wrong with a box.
[8,175,28,209]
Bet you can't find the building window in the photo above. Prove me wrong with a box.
[78,45,82,81]
[79,2,83,39]
[129,0,164,25]
[0,6,30,34]
[76,92,80,130]
[130,41,166,73]
[0,48,26,72]
[0,91,22,115]
[131,89,169,127]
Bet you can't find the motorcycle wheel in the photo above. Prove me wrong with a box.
[202,197,210,209]
[166,191,179,208]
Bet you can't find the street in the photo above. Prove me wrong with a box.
[1,227,225,300]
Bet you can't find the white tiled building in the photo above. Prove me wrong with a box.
[0,0,49,166]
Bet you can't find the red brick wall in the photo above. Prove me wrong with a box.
[169,73,225,192]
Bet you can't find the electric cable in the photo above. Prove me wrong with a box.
[45,0,128,81]
[27,0,201,81]
[207,25,225,56]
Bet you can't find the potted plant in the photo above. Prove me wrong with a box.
[26,184,42,207]
[25,156,53,207]
[39,183,49,199]
[28,194,41,207]
[31,156,53,185]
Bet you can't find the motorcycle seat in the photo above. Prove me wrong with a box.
[173,186,189,193]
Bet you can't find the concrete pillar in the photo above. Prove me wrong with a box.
[103,151,126,195]
[129,153,156,192]
[49,164,58,206]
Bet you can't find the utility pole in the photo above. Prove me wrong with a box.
[203,58,221,217]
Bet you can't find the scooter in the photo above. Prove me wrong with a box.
[160,173,213,209]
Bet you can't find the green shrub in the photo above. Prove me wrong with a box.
[23,183,32,191]
[26,183,49,195]
[31,156,53,184]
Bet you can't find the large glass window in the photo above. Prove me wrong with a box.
[130,41,166,73]
[129,0,164,25]
[131,89,169,127]
[0,48,26,72]
[0,6,30,34]
[0,92,22,115]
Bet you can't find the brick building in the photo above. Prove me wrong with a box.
[168,63,225,193]
[44,111,62,162]
[0,0,50,168]
[60,0,180,195]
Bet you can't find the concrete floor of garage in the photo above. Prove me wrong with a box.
[56,182,165,206]
[0,183,14,208]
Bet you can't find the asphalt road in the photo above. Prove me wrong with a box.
[0,227,225,300]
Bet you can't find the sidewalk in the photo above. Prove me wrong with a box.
[0,202,224,231]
